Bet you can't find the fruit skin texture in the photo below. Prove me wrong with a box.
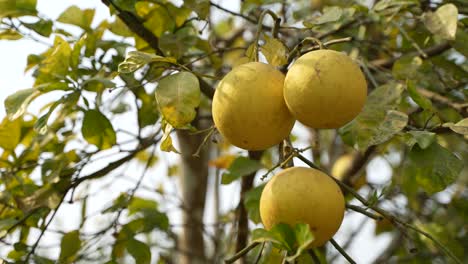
[212,62,295,150]
[260,167,345,247]
[284,49,367,128]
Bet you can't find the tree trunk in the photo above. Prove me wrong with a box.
[176,118,211,264]
[235,151,263,264]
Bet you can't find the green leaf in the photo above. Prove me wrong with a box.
[166,3,192,27]
[58,230,82,263]
[118,51,176,74]
[393,56,423,80]
[160,122,180,153]
[422,4,458,40]
[453,30,468,57]
[286,223,315,262]
[406,80,433,111]
[183,0,210,20]
[251,224,296,251]
[340,83,407,149]
[113,0,136,12]
[19,185,62,211]
[22,19,53,37]
[261,35,288,67]
[81,110,116,150]
[0,0,37,18]
[0,117,21,150]
[314,6,343,25]
[36,82,69,92]
[35,36,71,86]
[128,197,158,216]
[405,131,436,149]
[402,143,464,194]
[221,156,263,185]
[82,77,115,92]
[109,18,133,37]
[57,5,95,30]
[126,239,151,264]
[0,29,22,40]
[159,27,198,59]
[4,88,40,120]
[244,184,265,224]
[442,118,468,135]
[155,72,200,128]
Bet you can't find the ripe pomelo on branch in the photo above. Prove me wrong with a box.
[212,62,295,151]
[260,167,345,247]
[284,49,367,129]
[332,153,367,190]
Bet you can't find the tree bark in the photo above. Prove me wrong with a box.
[176,117,211,264]
[235,151,263,264]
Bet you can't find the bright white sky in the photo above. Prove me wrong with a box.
[0,1,392,263]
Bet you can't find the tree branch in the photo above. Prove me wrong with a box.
[371,42,451,69]
[330,238,356,264]
[417,88,468,116]
[101,0,163,54]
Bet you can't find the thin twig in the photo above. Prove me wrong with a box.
[330,238,356,264]
[225,242,260,264]
[346,204,384,221]
[254,242,265,264]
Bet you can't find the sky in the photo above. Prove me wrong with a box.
[0,1,392,263]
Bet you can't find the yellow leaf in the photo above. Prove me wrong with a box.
[208,154,236,169]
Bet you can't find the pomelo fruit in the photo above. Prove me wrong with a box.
[284,49,367,128]
[212,62,295,150]
[260,167,345,247]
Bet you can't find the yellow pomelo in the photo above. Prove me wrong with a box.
[331,154,366,189]
[212,62,295,150]
[260,167,345,247]
[331,154,354,181]
[284,49,367,128]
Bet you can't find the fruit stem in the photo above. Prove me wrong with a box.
[254,9,281,61]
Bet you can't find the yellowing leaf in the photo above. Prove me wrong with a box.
[208,154,236,169]
[135,150,159,168]
[57,5,95,30]
[442,118,468,135]
[160,122,180,153]
[81,110,116,149]
[261,35,288,67]
[0,29,22,40]
[118,51,176,74]
[4,88,40,120]
[340,83,407,150]
[0,117,21,150]
[35,36,71,86]
[423,4,458,40]
[155,72,200,128]
[109,17,133,37]
[0,0,37,18]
